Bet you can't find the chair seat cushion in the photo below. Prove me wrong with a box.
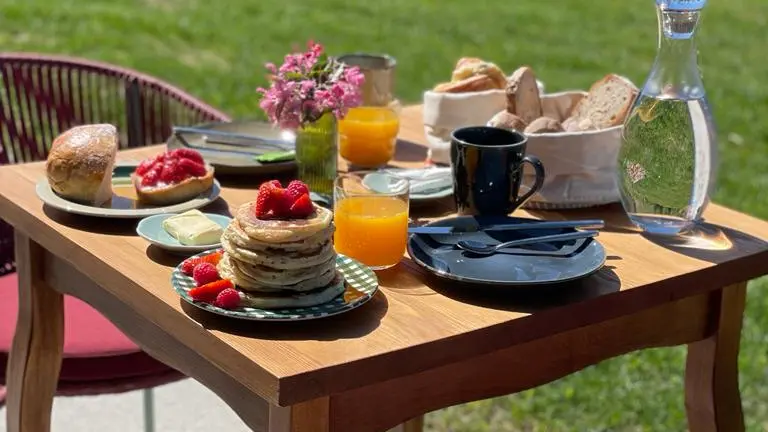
[0,273,179,383]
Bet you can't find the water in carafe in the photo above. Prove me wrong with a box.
[617,0,717,236]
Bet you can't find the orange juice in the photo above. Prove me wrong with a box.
[339,107,400,167]
[334,195,409,269]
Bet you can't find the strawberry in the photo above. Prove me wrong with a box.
[170,148,204,164]
[160,159,186,184]
[189,279,233,303]
[178,158,207,177]
[140,167,161,186]
[181,250,223,275]
[135,158,155,176]
[285,180,309,202]
[289,192,314,218]
[213,288,241,309]
[254,180,289,219]
[254,181,274,218]
[192,262,219,286]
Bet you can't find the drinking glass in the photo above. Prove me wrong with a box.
[333,172,409,270]
[336,53,401,168]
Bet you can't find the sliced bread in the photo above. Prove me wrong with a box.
[568,74,638,130]
[505,66,543,124]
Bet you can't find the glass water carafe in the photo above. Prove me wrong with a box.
[617,0,717,236]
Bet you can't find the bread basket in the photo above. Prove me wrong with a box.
[422,81,545,165]
[520,90,622,210]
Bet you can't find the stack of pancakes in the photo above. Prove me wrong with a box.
[217,201,344,309]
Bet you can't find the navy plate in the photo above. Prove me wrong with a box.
[407,216,606,286]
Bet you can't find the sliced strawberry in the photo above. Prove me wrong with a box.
[181,250,223,275]
[140,167,161,186]
[270,186,293,218]
[170,148,204,164]
[178,158,207,177]
[268,179,282,188]
[189,279,233,303]
[289,193,314,218]
[285,180,309,202]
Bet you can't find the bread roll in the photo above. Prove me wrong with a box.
[506,66,543,124]
[451,57,507,90]
[45,124,118,206]
[433,75,498,93]
[525,116,564,134]
[568,74,638,129]
[488,111,527,132]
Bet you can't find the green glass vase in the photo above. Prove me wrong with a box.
[295,112,338,200]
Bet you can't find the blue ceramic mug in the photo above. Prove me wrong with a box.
[450,126,545,216]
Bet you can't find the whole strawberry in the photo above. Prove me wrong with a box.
[192,262,220,286]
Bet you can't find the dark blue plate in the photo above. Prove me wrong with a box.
[407,216,606,286]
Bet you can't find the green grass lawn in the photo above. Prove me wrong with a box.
[2,0,767,430]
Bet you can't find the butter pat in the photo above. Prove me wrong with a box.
[162,210,223,246]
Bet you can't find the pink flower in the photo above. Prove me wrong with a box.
[256,41,365,129]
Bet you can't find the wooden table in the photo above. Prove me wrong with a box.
[2,106,768,432]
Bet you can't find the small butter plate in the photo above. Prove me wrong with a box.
[137,213,232,255]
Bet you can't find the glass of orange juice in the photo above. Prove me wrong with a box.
[338,107,400,168]
[333,171,409,270]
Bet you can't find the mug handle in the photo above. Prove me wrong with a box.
[511,155,546,209]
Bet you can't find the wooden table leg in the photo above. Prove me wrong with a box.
[6,233,64,432]
[685,282,747,432]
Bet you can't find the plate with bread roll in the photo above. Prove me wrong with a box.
[38,124,222,218]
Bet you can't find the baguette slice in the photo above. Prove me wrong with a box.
[505,66,543,124]
[568,74,638,129]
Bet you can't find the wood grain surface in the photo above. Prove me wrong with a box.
[1,105,767,414]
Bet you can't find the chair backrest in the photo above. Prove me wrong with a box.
[0,53,232,275]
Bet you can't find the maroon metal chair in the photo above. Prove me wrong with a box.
[0,53,231,430]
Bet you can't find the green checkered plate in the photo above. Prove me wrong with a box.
[172,250,379,321]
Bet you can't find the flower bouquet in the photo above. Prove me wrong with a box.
[258,42,364,197]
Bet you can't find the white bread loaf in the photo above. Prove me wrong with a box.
[45,124,118,206]
[567,74,638,130]
[506,66,543,124]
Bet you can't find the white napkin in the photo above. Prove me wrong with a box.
[381,167,453,195]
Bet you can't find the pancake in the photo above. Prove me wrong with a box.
[239,273,346,309]
[223,220,334,253]
[235,202,333,243]
[217,253,337,292]
[233,254,336,286]
[221,234,335,270]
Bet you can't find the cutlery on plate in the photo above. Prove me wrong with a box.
[456,230,599,256]
[408,219,604,235]
[172,127,295,152]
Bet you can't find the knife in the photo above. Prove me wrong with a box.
[408,219,605,235]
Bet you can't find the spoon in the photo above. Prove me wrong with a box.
[456,230,599,256]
